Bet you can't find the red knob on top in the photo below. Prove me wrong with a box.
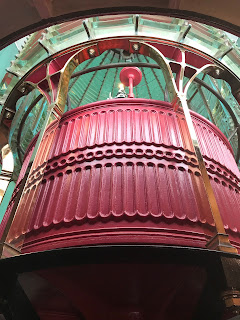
[120,67,142,98]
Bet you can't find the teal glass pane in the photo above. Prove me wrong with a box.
[41,20,88,53]
[139,15,182,41]
[221,48,240,76]
[92,15,135,38]
[184,22,228,56]
[8,32,48,77]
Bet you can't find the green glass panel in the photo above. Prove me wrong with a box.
[139,15,182,41]
[92,15,135,38]
[221,48,240,76]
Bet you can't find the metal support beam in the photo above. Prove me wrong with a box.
[198,85,216,125]
[83,20,91,40]
[135,14,139,34]
[177,23,192,43]
[228,126,239,142]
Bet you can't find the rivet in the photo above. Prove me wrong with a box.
[5,111,13,119]
[88,48,95,57]
[132,43,140,52]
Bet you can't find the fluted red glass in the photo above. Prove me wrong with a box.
[3,99,240,253]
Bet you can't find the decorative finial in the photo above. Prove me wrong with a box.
[119,67,142,98]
